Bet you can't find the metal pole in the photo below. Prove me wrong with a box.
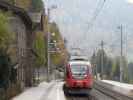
[95,48,98,80]
[100,40,104,80]
[96,64,98,79]
[120,24,123,82]
[121,25,123,58]
[46,6,57,81]
[47,8,50,81]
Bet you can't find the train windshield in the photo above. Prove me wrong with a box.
[70,65,88,75]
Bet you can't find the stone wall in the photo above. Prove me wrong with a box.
[9,16,27,88]
[0,0,34,87]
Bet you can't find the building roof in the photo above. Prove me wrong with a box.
[69,60,91,67]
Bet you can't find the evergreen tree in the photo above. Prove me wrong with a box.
[111,57,120,81]
[93,49,113,79]
[128,62,133,83]
[32,0,44,12]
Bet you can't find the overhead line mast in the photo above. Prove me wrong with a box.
[99,40,105,79]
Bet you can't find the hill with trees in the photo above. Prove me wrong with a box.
[91,49,129,83]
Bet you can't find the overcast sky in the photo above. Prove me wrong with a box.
[43,0,133,60]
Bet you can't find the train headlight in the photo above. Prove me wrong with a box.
[84,74,88,78]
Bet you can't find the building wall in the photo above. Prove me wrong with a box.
[9,16,27,88]
[0,0,35,90]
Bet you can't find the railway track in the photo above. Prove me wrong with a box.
[94,81,133,100]
[66,81,133,100]
[66,92,97,100]
[66,95,95,100]
[67,96,90,100]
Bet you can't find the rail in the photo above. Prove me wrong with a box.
[66,96,92,100]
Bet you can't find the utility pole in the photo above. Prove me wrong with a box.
[119,24,124,82]
[47,8,50,82]
[47,5,57,81]
[100,40,105,79]
[92,51,97,79]
[95,48,98,80]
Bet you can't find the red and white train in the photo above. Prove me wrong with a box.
[63,57,93,95]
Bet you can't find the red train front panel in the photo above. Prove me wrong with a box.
[64,61,93,94]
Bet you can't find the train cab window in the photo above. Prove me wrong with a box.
[70,65,88,75]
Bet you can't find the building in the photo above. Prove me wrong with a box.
[0,1,33,88]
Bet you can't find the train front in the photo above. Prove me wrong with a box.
[64,61,93,95]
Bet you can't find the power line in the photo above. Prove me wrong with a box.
[82,0,107,44]
[87,0,107,30]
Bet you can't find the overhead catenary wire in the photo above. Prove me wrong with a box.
[82,0,107,47]
[87,0,107,30]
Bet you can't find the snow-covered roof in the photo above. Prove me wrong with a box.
[69,55,89,61]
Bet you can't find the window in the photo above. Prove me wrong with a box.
[70,65,88,75]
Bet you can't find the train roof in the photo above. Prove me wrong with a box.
[69,60,91,66]
[69,55,89,61]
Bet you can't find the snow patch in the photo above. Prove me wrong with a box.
[39,81,48,88]
[12,81,51,100]
[102,80,133,90]
[12,87,47,100]
[44,82,66,100]
[102,80,133,96]
[12,81,66,100]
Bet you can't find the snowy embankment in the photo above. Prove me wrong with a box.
[12,80,66,100]
[102,80,133,97]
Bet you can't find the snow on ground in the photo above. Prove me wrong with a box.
[41,81,66,100]
[12,80,66,100]
[12,87,47,100]
[39,81,49,87]
[102,80,133,96]
[12,81,50,100]
[102,80,133,89]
